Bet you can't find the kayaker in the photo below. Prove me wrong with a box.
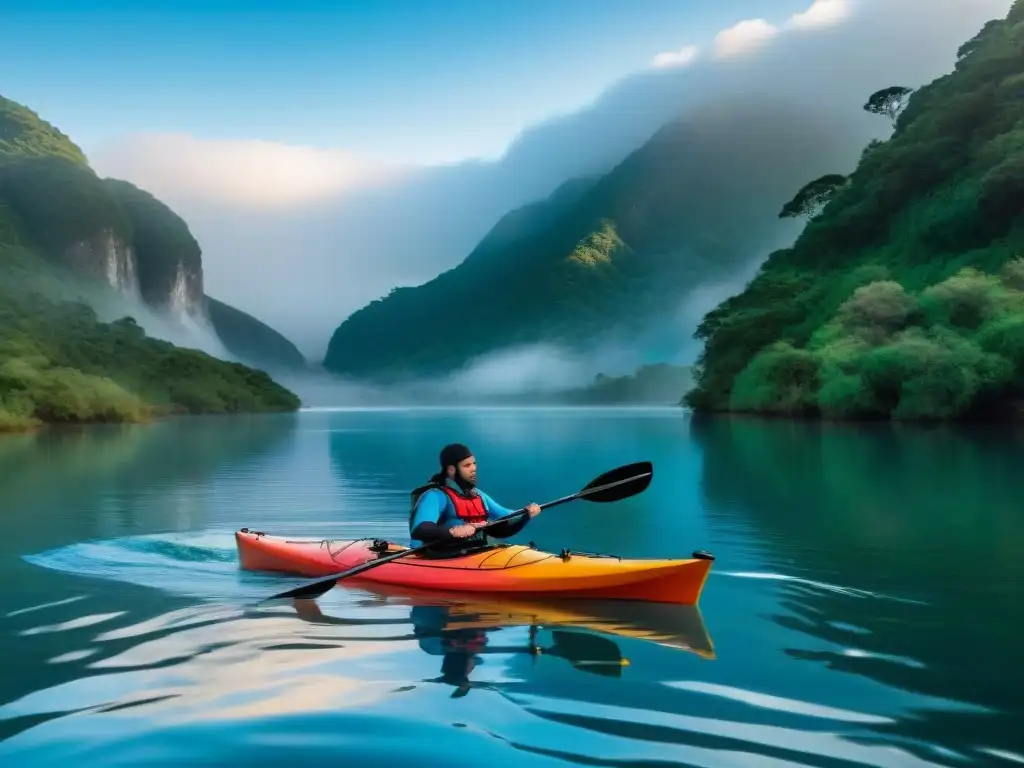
[408,442,541,551]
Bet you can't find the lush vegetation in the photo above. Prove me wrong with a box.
[686,2,1024,421]
[206,294,307,371]
[0,265,300,431]
[0,95,301,431]
[323,97,854,381]
[0,96,87,166]
[0,97,132,265]
[0,156,132,261]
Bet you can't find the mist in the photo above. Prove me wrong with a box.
[67,278,245,363]
[271,342,642,409]
[89,0,1012,362]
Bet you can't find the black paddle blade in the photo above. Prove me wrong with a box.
[579,461,653,503]
[548,629,629,678]
[265,578,340,602]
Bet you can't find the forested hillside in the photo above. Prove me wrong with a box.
[206,296,307,371]
[0,95,300,431]
[323,98,859,381]
[686,2,1024,421]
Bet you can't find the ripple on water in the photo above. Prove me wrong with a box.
[5,596,89,618]
[717,570,930,605]
[1,530,1016,767]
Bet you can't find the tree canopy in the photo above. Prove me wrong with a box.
[863,86,914,128]
[778,174,848,219]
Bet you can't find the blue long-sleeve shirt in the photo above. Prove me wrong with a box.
[409,480,528,547]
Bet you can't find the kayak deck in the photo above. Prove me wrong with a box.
[236,529,714,605]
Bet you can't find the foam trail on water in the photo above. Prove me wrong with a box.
[717,570,928,605]
[6,596,89,618]
[21,524,416,604]
[23,531,280,603]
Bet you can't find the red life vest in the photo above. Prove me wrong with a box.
[438,484,488,525]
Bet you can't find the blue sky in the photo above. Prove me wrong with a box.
[2,0,803,164]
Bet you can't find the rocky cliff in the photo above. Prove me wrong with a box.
[0,94,305,374]
[103,178,206,321]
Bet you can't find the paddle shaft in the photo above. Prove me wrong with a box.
[312,469,650,582]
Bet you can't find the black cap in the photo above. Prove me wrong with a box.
[440,443,473,470]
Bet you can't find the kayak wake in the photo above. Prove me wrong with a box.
[717,570,928,605]
[22,530,280,602]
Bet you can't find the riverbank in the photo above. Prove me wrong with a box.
[0,400,300,436]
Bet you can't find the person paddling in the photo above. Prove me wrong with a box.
[408,443,541,552]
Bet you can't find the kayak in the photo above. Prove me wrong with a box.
[235,529,714,605]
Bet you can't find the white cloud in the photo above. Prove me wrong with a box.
[787,0,853,30]
[89,133,404,209]
[651,45,699,69]
[713,19,780,59]
[705,0,854,60]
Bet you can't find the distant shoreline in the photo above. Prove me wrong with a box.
[0,406,300,437]
[7,404,1022,442]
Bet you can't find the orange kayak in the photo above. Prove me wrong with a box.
[235,529,714,605]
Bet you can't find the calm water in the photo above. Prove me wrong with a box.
[0,407,1021,767]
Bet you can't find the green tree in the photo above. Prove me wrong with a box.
[778,174,847,219]
[957,20,1000,60]
[863,86,914,128]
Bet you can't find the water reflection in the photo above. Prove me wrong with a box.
[325,408,691,492]
[5,523,995,766]
[292,597,634,697]
[289,588,715,697]
[0,415,298,739]
[0,414,298,556]
[7,408,1021,766]
[690,414,1024,763]
[0,581,715,763]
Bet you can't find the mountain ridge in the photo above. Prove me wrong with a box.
[322,95,865,382]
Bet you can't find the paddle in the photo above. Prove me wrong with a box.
[259,460,654,603]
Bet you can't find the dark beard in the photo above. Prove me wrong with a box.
[454,473,476,493]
